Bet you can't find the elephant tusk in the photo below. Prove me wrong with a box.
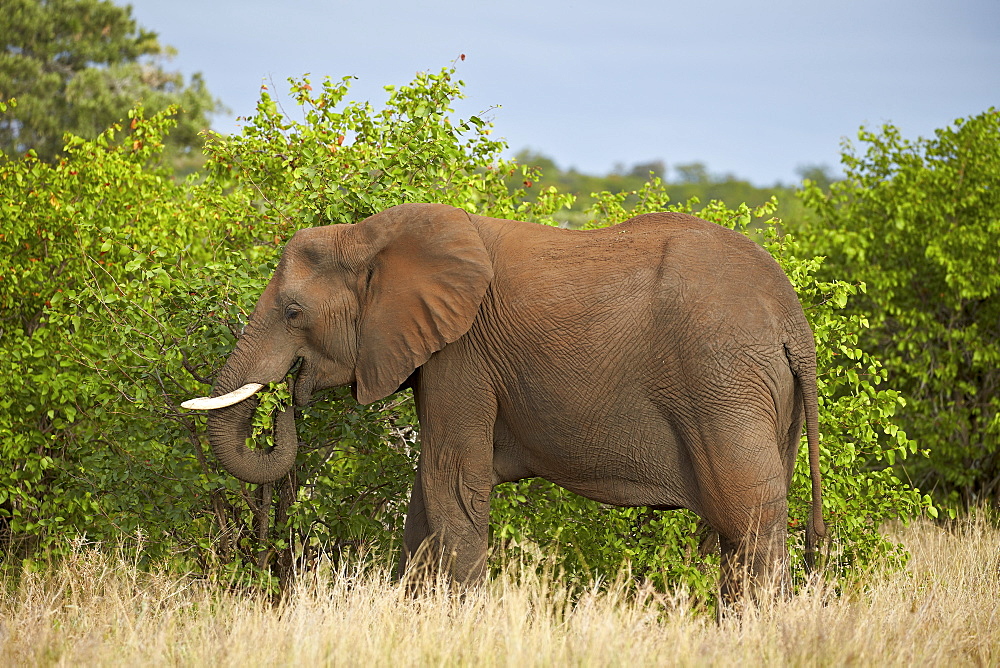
[181,383,264,410]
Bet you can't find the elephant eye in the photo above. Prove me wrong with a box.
[285,304,303,323]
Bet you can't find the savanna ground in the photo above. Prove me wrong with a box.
[1,517,997,667]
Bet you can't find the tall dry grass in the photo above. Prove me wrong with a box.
[1,517,997,666]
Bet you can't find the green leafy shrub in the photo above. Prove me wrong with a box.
[800,110,1000,509]
[0,104,213,563]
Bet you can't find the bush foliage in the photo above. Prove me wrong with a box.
[800,110,1000,509]
[1,71,934,595]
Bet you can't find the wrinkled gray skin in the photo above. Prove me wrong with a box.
[201,203,825,600]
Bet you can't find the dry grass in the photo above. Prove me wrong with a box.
[1,517,998,666]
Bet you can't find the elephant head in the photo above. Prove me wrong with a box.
[183,204,494,484]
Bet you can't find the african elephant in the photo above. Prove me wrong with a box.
[183,203,825,599]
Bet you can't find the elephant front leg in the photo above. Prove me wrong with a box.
[400,367,496,586]
[398,461,431,582]
[398,454,492,587]
[409,450,493,585]
[399,423,493,584]
[399,459,491,587]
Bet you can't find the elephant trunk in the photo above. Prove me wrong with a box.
[205,369,298,485]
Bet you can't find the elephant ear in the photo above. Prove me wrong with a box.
[352,203,493,405]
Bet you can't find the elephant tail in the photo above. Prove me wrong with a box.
[784,336,827,551]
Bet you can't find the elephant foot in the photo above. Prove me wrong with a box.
[398,532,488,596]
[717,525,791,609]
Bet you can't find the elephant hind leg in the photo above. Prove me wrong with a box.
[715,497,790,605]
[684,424,791,604]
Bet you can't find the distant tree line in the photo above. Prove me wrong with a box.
[506,149,838,228]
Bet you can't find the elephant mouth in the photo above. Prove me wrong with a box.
[289,358,313,406]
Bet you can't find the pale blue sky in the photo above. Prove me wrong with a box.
[126,0,999,185]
